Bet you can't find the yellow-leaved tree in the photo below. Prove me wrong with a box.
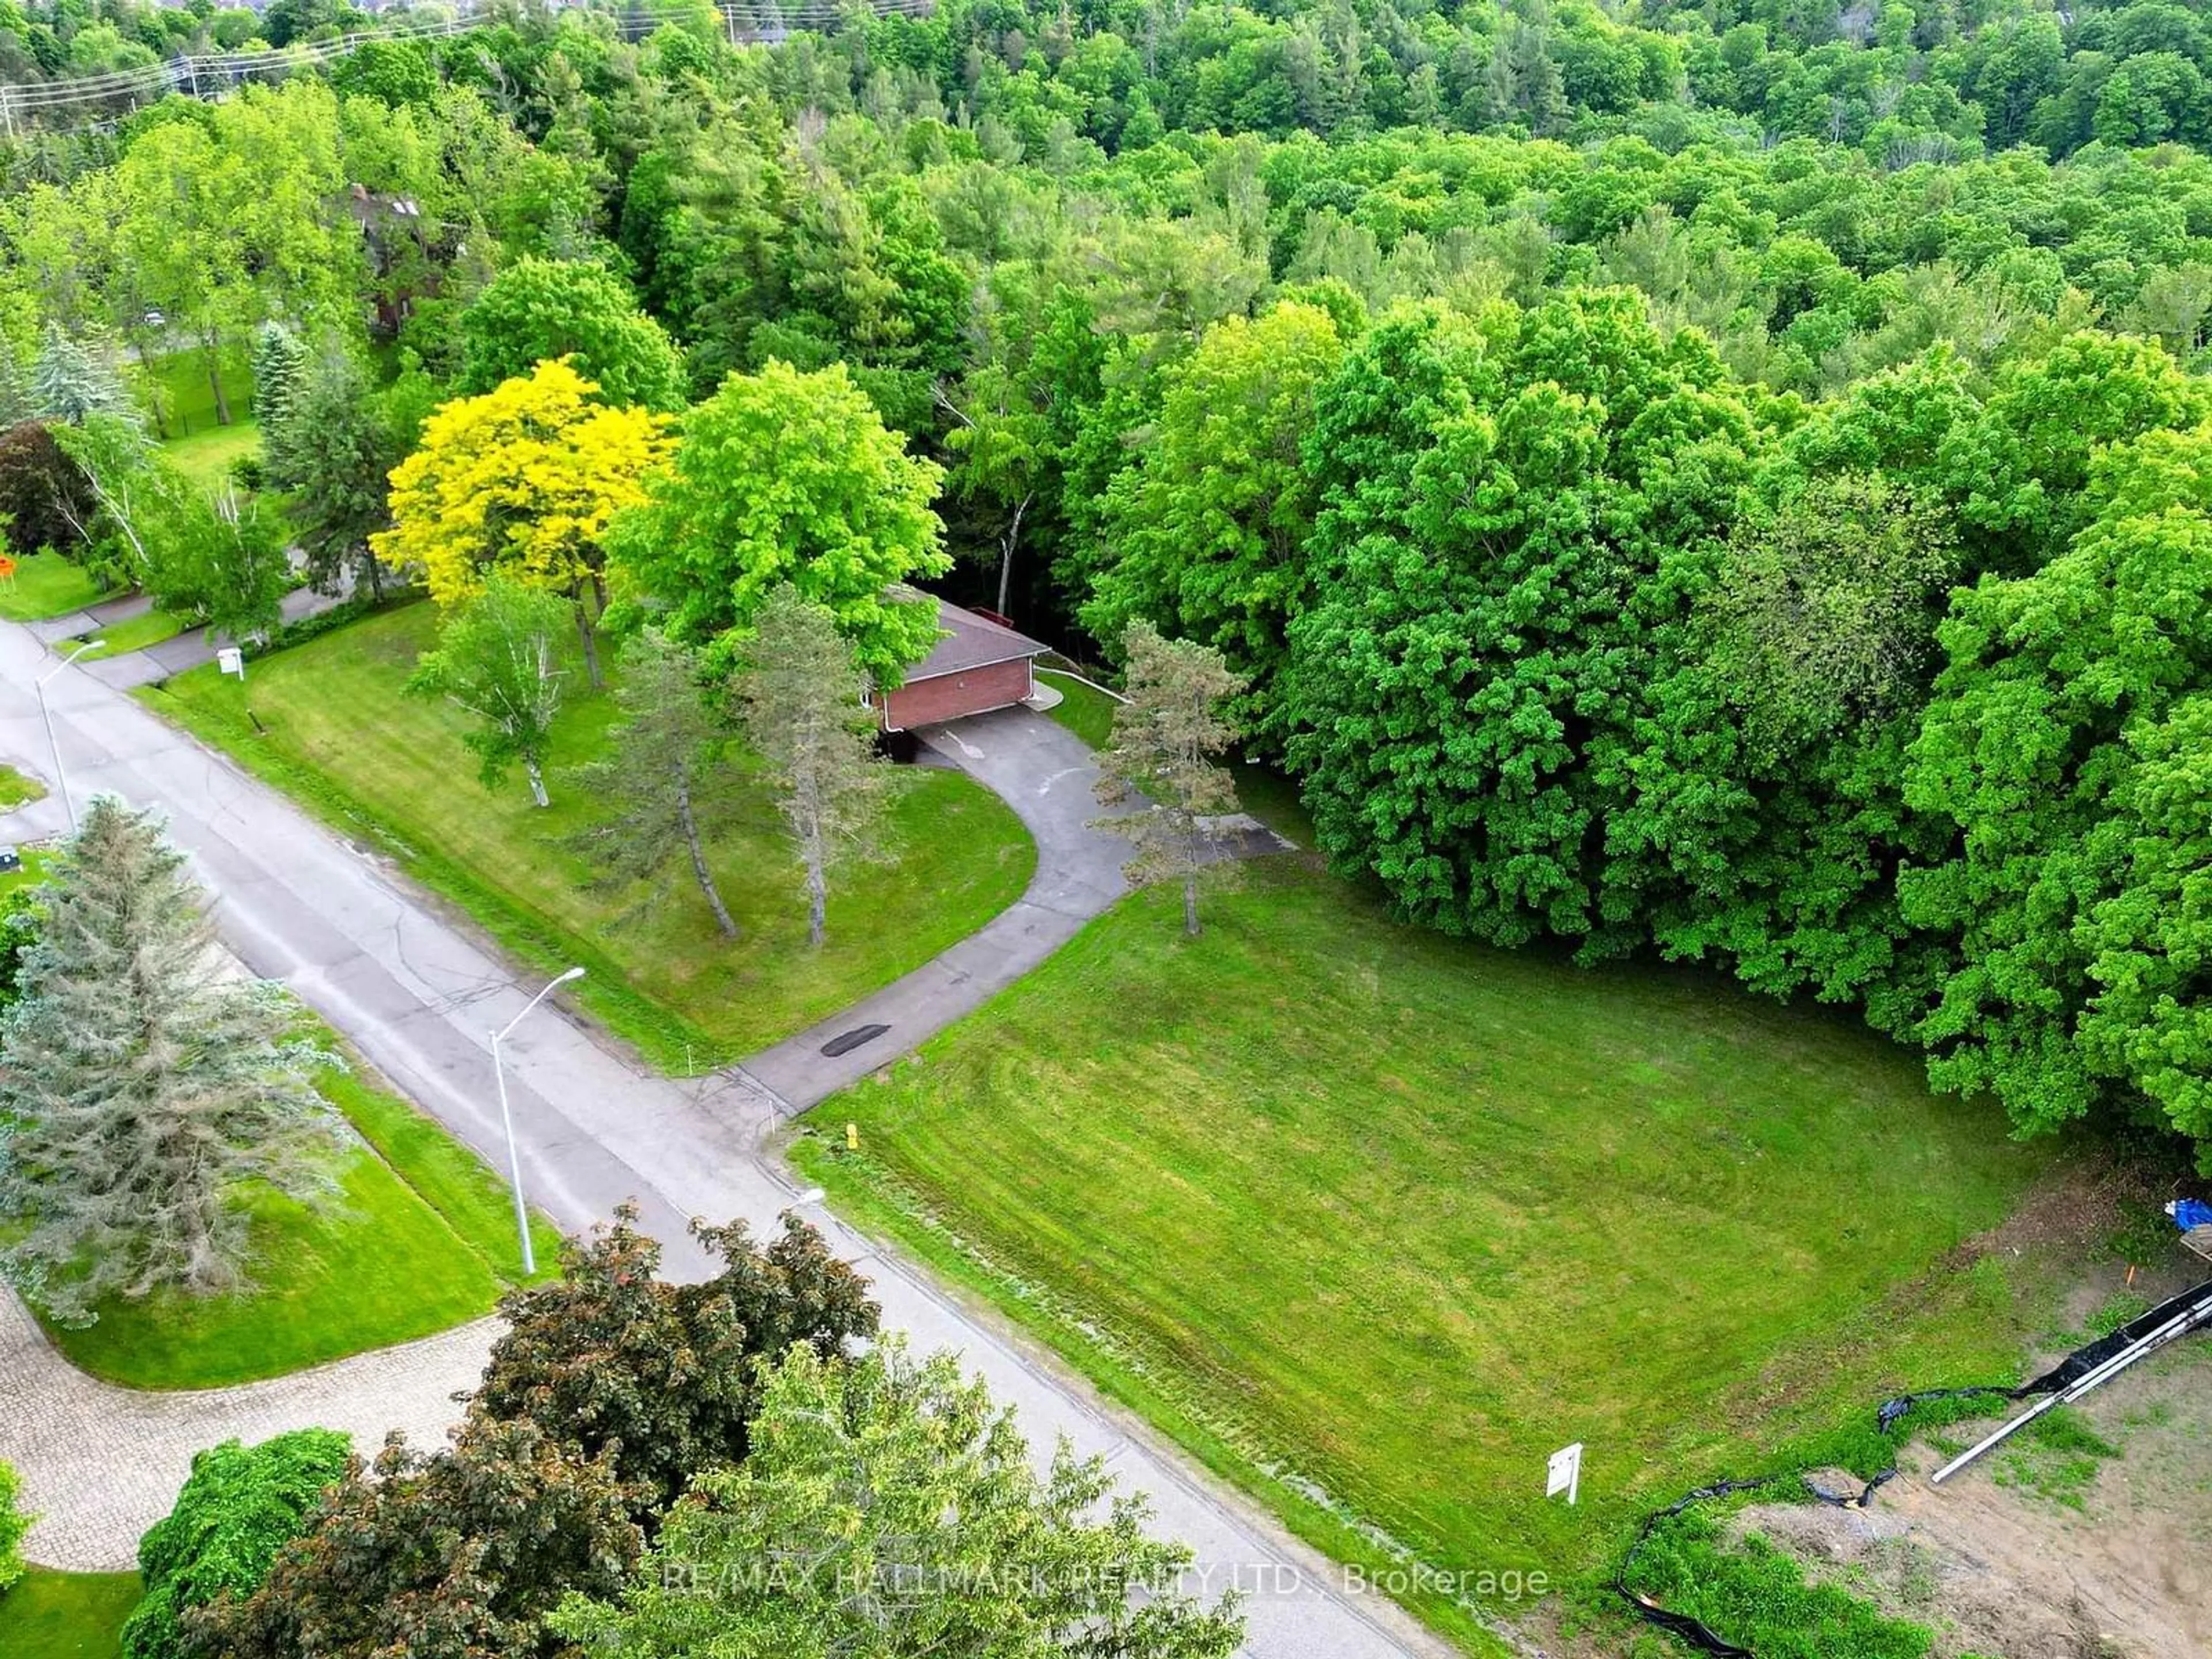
[373,358,673,686]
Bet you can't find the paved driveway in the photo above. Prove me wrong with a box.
[0,635,1434,1659]
[0,1296,497,1571]
[741,705,1131,1108]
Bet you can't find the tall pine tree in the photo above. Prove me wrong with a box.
[0,798,345,1324]
[730,588,891,947]
[569,629,744,938]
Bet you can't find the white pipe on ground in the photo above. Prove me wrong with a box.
[1929,1284,2212,1485]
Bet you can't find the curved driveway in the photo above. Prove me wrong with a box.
[0,632,1429,1659]
[741,706,1135,1107]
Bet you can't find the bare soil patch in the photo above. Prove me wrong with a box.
[1734,1326,2211,1659]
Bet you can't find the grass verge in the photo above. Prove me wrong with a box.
[41,1017,558,1389]
[0,553,113,623]
[68,607,190,662]
[794,860,2055,1649]
[139,601,1036,1069]
[0,1570,141,1659]
[0,766,46,812]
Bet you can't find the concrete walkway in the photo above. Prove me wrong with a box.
[0,629,1426,1659]
[32,580,354,691]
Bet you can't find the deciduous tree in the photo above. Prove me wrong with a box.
[0,798,344,1325]
[936,361,1052,619]
[405,575,571,808]
[472,1202,879,1516]
[50,416,290,637]
[199,1419,642,1659]
[374,360,672,687]
[1903,429,2212,1153]
[123,1430,353,1659]
[0,420,96,557]
[0,1459,25,1597]
[458,257,687,412]
[609,361,949,685]
[1094,620,1247,936]
[551,1342,1245,1659]
[1085,300,1344,744]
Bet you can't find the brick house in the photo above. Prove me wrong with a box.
[875,598,1050,732]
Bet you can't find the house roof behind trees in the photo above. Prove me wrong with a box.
[905,597,1050,681]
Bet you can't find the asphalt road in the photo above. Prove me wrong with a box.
[0,623,1445,1659]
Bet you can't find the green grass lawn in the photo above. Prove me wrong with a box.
[136,348,253,441]
[44,1025,559,1389]
[0,552,113,623]
[794,860,2056,1650]
[143,601,1037,1069]
[0,765,45,811]
[67,607,190,661]
[1,847,53,896]
[0,1570,141,1659]
[1034,666,1121,749]
[163,418,260,494]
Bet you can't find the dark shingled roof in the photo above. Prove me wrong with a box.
[906,597,1051,680]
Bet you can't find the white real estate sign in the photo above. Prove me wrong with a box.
[1546,1442,1582,1506]
[216,646,245,680]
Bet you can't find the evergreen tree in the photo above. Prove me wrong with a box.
[1094,620,1247,937]
[0,888,36,1012]
[729,587,891,947]
[0,798,345,1325]
[568,630,745,938]
[248,321,308,434]
[31,323,134,427]
[0,346,29,430]
[263,346,404,601]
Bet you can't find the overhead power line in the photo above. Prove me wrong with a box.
[0,0,935,130]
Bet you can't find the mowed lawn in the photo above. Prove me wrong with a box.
[0,552,112,622]
[0,1571,140,1659]
[146,602,1036,1066]
[138,348,252,442]
[69,607,188,661]
[798,861,2051,1640]
[9,848,547,1388]
[45,1037,559,1389]
[162,418,260,493]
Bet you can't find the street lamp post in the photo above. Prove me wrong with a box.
[491,965,585,1276]
[35,639,105,834]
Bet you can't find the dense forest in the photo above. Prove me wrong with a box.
[3,0,2211,1172]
